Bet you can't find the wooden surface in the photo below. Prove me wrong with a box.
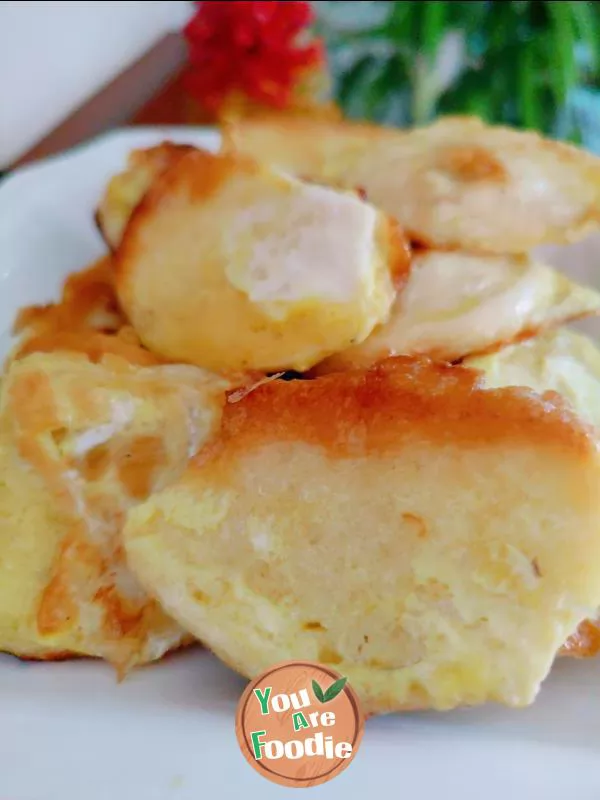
[12,32,210,170]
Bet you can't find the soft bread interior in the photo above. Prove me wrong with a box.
[314,251,600,373]
[114,148,408,374]
[124,359,600,713]
[224,115,600,253]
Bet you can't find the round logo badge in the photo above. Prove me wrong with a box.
[235,660,364,788]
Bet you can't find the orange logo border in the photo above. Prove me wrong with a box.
[235,660,364,788]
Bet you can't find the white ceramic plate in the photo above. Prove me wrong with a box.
[2,128,600,800]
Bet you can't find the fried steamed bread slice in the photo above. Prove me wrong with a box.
[13,256,125,343]
[313,251,600,374]
[466,327,600,430]
[466,328,600,659]
[0,350,229,670]
[113,148,408,373]
[96,142,194,250]
[8,255,170,370]
[10,257,150,366]
[124,359,600,713]
[224,115,600,253]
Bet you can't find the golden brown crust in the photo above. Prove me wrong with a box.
[14,257,119,333]
[14,329,163,367]
[10,650,82,662]
[8,636,196,663]
[116,151,207,291]
[561,620,600,658]
[435,144,507,183]
[382,217,412,290]
[13,257,122,337]
[117,150,262,268]
[114,147,406,374]
[4,364,188,666]
[10,257,167,367]
[218,357,595,460]
[124,355,600,712]
[10,255,263,387]
[96,142,196,250]
[0,350,229,669]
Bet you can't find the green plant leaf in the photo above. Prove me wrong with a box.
[420,1,447,61]
[438,66,494,121]
[517,44,539,130]
[312,679,325,703]
[513,1,532,14]
[318,0,600,138]
[363,57,399,119]
[571,2,600,79]
[337,54,375,104]
[338,55,394,120]
[446,1,488,36]
[323,677,348,703]
[547,1,577,103]
[387,1,416,39]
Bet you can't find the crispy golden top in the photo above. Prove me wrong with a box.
[123,356,600,713]
[215,358,596,460]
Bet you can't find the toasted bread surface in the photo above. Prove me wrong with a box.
[114,148,408,373]
[0,350,229,669]
[124,359,600,712]
[96,142,194,249]
[314,251,600,373]
[225,115,600,253]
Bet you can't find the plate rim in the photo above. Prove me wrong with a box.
[0,125,221,197]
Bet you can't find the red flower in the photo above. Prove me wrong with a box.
[183,1,324,112]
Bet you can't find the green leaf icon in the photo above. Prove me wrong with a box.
[312,679,325,703]
[323,676,348,703]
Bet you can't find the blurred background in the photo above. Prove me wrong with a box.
[2,0,600,171]
[0,1,191,167]
[318,0,600,148]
